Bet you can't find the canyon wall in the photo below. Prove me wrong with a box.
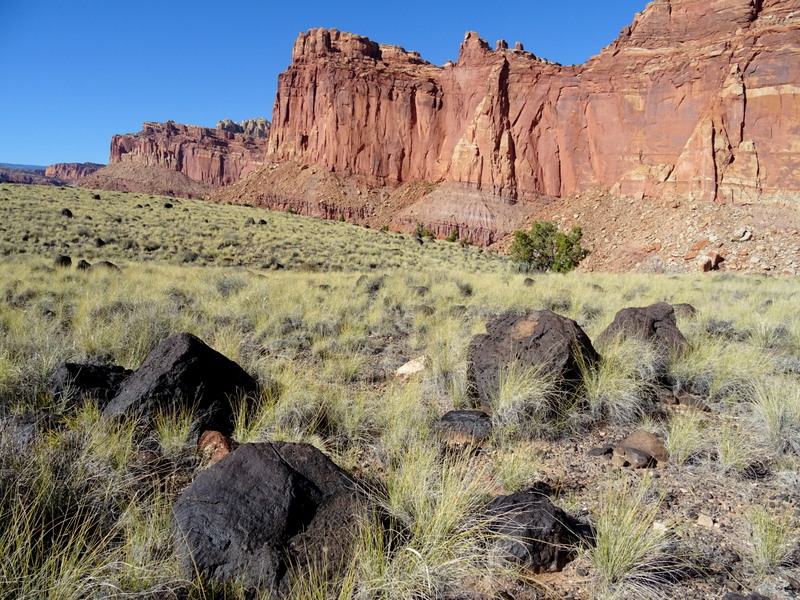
[45,162,104,181]
[110,121,268,187]
[266,0,800,205]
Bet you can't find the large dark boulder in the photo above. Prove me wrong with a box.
[467,310,598,405]
[172,442,363,594]
[596,302,688,357]
[103,332,258,435]
[51,363,132,408]
[486,492,591,573]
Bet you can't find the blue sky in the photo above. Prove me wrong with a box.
[0,0,650,166]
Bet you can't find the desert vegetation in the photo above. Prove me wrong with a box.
[0,183,798,599]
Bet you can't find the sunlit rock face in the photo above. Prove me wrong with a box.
[268,1,800,205]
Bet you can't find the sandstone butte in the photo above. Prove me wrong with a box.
[45,162,104,181]
[108,120,270,187]
[102,0,800,247]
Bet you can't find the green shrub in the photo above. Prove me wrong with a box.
[509,221,589,273]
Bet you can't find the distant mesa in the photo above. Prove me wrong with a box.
[0,165,66,187]
[45,162,104,182]
[102,120,270,192]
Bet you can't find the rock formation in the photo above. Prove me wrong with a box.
[45,162,104,181]
[216,118,271,138]
[0,166,66,186]
[109,120,269,187]
[79,162,214,199]
[258,0,800,220]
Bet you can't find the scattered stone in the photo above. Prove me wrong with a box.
[672,303,697,319]
[60,208,73,218]
[698,255,714,272]
[411,285,429,296]
[244,217,255,226]
[198,430,238,466]
[103,332,259,435]
[172,442,363,594]
[523,277,534,287]
[611,446,654,469]
[596,302,688,358]
[486,492,591,573]
[76,259,91,270]
[54,254,71,268]
[676,393,711,412]
[588,445,614,457]
[731,228,753,242]
[433,410,492,447]
[258,219,267,225]
[697,513,715,528]
[51,362,133,408]
[164,202,173,208]
[94,237,106,247]
[619,429,669,464]
[395,356,427,379]
[467,310,599,405]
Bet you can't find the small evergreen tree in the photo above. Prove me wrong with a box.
[510,221,589,273]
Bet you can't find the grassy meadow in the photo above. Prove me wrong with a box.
[0,183,798,599]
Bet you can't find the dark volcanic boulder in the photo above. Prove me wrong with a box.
[467,310,598,404]
[596,302,688,357]
[172,442,362,593]
[51,362,133,408]
[487,492,591,573]
[103,332,258,434]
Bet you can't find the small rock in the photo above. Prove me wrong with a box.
[76,259,91,270]
[620,429,669,464]
[611,446,654,469]
[433,410,492,447]
[697,513,715,528]
[395,356,428,379]
[198,430,238,466]
[54,254,72,268]
[60,208,73,218]
[676,393,711,412]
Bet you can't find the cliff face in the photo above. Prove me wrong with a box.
[267,1,800,205]
[110,121,269,187]
[45,162,104,181]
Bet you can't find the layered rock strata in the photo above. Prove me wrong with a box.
[45,162,104,181]
[267,2,800,206]
[110,120,269,187]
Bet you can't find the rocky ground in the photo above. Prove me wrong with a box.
[504,189,800,276]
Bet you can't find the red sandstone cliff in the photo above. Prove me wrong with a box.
[45,162,104,181]
[110,121,268,187]
[265,0,800,207]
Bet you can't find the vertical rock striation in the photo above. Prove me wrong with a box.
[267,0,800,205]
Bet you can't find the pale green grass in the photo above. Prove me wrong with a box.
[0,184,799,599]
[745,504,799,576]
[665,410,708,465]
[582,337,658,424]
[751,375,800,455]
[588,474,677,600]
[490,362,560,440]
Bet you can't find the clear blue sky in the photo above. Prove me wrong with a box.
[0,0,650,167]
